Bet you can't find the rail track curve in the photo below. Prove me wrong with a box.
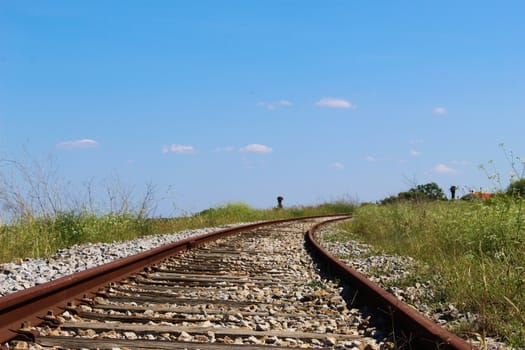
[0,215,475,349]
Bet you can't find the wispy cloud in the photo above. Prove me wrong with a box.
[56,139,99,149]
[256,101,273,110]
[331,162,345,169]
[162,144,195,154]
[433,163,457,174]
[410,149,422,156]
[364,155,376,162]
[240,144,273,153]
[315,97,355,109]
[433,107,447,115]
[256,100,292,110]
[213,146,236,153]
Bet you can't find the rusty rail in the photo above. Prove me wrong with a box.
[306,218,476,350]
[1,214,476,349]
[0,215,345,344]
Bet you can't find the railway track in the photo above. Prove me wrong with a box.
[0,215,475,349]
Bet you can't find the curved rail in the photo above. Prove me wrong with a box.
[306,218,476,350]
[0,215,347,344]
[1,214,476,349]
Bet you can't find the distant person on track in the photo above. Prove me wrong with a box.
[277,196,284,209]
[450,185,457,200]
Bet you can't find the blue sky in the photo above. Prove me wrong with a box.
[1,1,524,215]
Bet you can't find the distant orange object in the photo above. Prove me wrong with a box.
[471,192,494,200]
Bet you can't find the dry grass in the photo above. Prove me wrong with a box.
[338,199,524,347]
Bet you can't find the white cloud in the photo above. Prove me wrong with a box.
[331,162,344,169]
[240,144,273,153]
[315,97,355,109]
[56,139,99,149]
[364,155,376,162]
[410,149,422,156]
[433,163,457,174]
[162,144,195,154]
[433,107,447,115]
[213,146,236,153]
[256,100,292,110]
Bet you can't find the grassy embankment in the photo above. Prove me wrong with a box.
[329,198,524,348]
[0,201,355,265]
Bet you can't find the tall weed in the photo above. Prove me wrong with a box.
[345,199,524,346]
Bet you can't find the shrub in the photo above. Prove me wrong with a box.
[507,178,525,197]
[380,182,447,204]
[53,211,84,246]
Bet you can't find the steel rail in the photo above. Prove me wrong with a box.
[306,218,477,350]
[0,214,347,344]
[1,214,477,350]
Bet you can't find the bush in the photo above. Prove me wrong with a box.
[53,211,84,246]
[507,178,525,197]
[380,182,447,204]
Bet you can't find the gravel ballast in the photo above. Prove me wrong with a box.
[0,220,510,349]
[0,224,244,297]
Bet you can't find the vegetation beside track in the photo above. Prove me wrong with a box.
[0,201,355,264]
[331,198,524,348]
[0,155,355,264]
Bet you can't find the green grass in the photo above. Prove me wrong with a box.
[0,156,357,264]
[334,199,524,347]
[0,200,355,264]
